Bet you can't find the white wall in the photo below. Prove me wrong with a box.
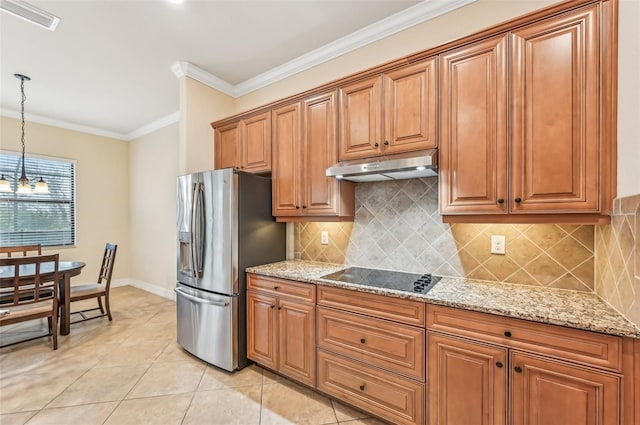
[0,116,131,283]
[128,122,179,298]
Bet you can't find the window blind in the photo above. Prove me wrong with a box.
[0,152,76,247]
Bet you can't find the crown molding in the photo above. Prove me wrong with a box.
[123,111,179,141]
[174,0,476,97]
[0,109,179,142]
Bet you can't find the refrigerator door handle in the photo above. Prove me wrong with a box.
[190,182,205,278]
[174,287,230,307]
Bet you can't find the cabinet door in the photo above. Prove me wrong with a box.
[338,76,383,160]
[510,352,620,425]
[302,91,340,216]
[278,299,315,387]
[439,34,508,215]
[242,111,271,173]
[272,103,302,216]
[214,121,240,169]
[428,332,507,425]
[384,58,437,154]
[510,5,599,213]
[246,290,277,370]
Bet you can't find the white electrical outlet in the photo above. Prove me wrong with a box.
[321,231,329,245]
[491,235,506,255]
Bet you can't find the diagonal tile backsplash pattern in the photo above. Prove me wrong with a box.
[295,177,595,291]
[595,193,640,327]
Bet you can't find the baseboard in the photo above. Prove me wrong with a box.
[111,278,176,301]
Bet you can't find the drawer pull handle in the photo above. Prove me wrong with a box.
[359,384,365,391]
[504,331,512,338]
[496,361,503,368]
[360,338,366,344]
[514,366,522,373]
[274,286,280,290]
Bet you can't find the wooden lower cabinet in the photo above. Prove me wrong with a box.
[510,352,620,425]
[428,332,507,425]
[318,350,425,425]
[246,288,315,387]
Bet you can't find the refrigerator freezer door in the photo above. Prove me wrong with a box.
[175,284,237,371]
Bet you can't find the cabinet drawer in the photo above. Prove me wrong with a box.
[428,305,622,371]
[318,306,425,381]
[317,286,425,326]
[317,349,424,425]
[247,274,315,303]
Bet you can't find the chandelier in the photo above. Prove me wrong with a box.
[0,74,49,195]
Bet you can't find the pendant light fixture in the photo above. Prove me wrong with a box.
[0,74,49,195]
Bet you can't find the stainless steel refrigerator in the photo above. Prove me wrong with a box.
[175,168,286,371]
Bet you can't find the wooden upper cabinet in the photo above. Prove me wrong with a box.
[242,111,271,173]
[384,58,437,154]
[339,57,437,161]
[214,121,240,170]
[339,76,383,160]
[510,5,599,213]
[510,352,620,425]
[272,103,301,217]
[214,111,271,173]
[439,35,508,215]
[272,92,355,220]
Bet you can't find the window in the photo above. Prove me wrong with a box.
[0,151,76,247]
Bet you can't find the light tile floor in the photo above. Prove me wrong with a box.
[0,286,387,425]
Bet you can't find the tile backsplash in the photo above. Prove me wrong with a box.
[295,177,595,291]
[596,193,640,327]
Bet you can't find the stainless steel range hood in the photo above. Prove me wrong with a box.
[326,149,438,182]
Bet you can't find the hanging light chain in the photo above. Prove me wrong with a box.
[20,75,26,158]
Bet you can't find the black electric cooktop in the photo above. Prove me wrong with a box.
[320,267,441,295]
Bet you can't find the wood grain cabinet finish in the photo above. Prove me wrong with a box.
[510,5,599,214]
[317,350,425,425]
[339,58,437,161]
[317,306,425,381]
[428,332,508,425]
[272,93,355,220]
[246,274,316,387]
[440,4,613,221]
[510,352,620,425]
[214,111,271,173]
[439,35,508,215]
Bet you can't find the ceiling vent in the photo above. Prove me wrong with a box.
[0,0,60,31]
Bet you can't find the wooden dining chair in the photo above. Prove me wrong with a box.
[0,244,42,257]
[0,254,59,350]
[69,243,117,323]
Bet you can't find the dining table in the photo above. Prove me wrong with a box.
[0,260,86,336]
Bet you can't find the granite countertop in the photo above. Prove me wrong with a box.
[246,260,640,339]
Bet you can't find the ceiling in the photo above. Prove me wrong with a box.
[0,0,471,140]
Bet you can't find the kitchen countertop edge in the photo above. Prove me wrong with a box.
[246,260,640,339]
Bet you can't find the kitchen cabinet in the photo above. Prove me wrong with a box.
[316,286,425,425]
[246,274,316,387]
[427,304,622,425]
[338,58,437,161]
[214,111,271,173]
[271,91,355,220]
[439,4,613,223]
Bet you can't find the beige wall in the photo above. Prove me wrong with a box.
[0,116,131,283]
[179,77,234,174]
[129,122,179,296]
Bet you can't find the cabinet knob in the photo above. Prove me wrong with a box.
[278,306,282,310]
[504,331,512,338]
[384,140,389,146]
[497,198,505,204]
[295,206,300,209]
[274,286,280,290]
[270,305,275,309]
[302,205,307,209]
[496,361,503,368]
[514,366,523,373]
[359,384,365,391]
[514,197,522,203]
[374,142,379,148]
[360,338,366,344]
